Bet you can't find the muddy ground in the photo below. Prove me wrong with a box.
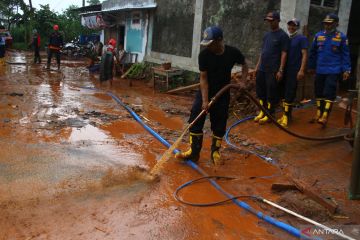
[0,51,359,240]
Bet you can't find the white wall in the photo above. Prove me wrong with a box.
[280,0,311,34]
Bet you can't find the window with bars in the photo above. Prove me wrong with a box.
[311,0,338,9]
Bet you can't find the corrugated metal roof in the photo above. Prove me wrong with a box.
[79,3,157,16]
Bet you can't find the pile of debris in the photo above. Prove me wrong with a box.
[230,71,257,117]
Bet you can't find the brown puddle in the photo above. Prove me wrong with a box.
[146,107,184,130]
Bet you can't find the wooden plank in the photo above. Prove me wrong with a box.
[166,83,200,94]
[292,179,338,214]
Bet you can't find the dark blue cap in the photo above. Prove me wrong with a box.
[200,26,223,46]
[264,11,280,21]
[323,13,339,23]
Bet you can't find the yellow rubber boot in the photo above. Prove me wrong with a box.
[259,102,271,124]
[277,114,285,124]
[318,100,332,126]
[254,99,265,122]
[277,101,285,124]
[310,99,323,123]
[175,132,203,162]
[279,102,291,127]
[211,135,223,165]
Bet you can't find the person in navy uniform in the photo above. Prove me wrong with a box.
[253,11,289,124]
[308,13,351,126]
[277,18,308,127]
[175,26,248,165]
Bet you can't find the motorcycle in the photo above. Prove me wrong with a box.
[61,38,95,58]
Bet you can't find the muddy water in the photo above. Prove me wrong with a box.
[1,51,358,240]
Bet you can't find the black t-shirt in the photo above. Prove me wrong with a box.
[49,32,63,47]
[259,29,289,73]
[198,45,245,99]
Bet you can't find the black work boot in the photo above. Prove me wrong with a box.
[175,132,203,162]
[211,135,223,165]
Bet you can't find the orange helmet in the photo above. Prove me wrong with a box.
[108,38,116,47]
[53,25,59,31]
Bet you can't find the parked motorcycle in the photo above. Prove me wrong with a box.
[61,38,95,58]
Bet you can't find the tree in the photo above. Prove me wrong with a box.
[32,4,58,43]
[57,5,97,42]
[0,0,27,30]
[87,0,100,6]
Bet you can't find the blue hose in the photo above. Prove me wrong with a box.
[224,100,317,164]
[104,90,312,239]
[225,116,275,163]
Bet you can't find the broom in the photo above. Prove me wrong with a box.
[150,84,241,177]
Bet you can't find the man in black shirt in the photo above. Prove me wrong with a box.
[175,26,248,165]
[253,11,289,124]
[47,24,63,70]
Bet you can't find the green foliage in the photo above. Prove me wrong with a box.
[12,42,28,50]
[9,3,99,50]
[182,70,199,85]
[10,24,26,43]
[0,0,28,30]
[126,63,151,79]
[32,4,58,41]
[87,0,101,6]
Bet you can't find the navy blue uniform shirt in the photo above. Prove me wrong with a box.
[309,30,351,74]
[259,28,289,73]
[286,34,308,72]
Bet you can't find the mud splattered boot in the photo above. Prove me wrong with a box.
[211,135,223,165]
[318,100,333,127]
[175,132,203,162]
[310,99,324,123]
[277,101,285,124]
[254,99,265,122]
[279,102,292,128]
[259,102,272,124]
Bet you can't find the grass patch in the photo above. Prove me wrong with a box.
[12,42,28,51]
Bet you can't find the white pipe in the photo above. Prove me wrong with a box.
[261,198,356,240]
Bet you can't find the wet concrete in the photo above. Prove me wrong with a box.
[0,51,359,240]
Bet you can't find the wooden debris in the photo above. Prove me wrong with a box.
[292,179,338,214]
[271,183,298,191]
[271,179,338,214]
[166,83,200,94]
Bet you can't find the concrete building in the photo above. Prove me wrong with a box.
[78,0,359,88]
[79,0,157,62]
[147,0,358,76]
